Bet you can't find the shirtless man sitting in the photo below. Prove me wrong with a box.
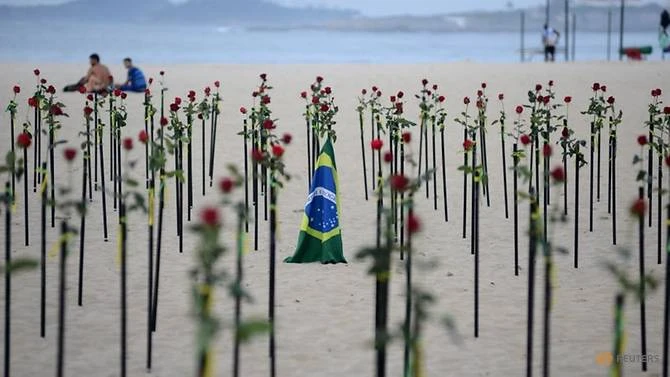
[63,53,113,93]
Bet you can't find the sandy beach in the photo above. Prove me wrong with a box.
[0,61,667,377]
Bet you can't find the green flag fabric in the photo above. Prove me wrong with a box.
[284,138,347,264]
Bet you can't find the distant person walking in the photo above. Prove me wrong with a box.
[115,58,147,93]
[542,24,560,62]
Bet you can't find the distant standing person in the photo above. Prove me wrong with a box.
[63,53,113,92]
[542,24,560,62]
[115,58,147,92]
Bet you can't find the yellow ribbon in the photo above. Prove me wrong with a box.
[115,217,125,269]
[148,188,155,226]
[200,284,215,377]
[48,232,73,259]
[242,232,250,255]
[40,172,48,195]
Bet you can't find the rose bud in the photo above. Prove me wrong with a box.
[637,135,648,146]
[122,137,133,150]
[320,104,329,112]
[607,96,615,105]
[463,97,470,105]
[561,127,569,139]
[87,94,94,101]
[438,95,446,103]
[550,166,565,182]
[78,85,86,94]
[204,86,211,96]
[84,106,93,117]
[240,107,247,114]
[397,91,404,99]
[219,177,234,193]
[16,132,31,149]
[260,73,267,80]
[542,144,552,157]
[12,85,20,94]
[477,90,483,97]
[390,174,409,191]
[407,213,422,234]
[169,103,179,112]
[421,79,428,86]
[432,84,438,90]
[47,85,56,94]
[383,151,393,163]
[542,96,550,105]
[28,97,37,108]
[520,134,531,145]
[282,133,292,144]
[188,90,196,98]
[663,106,670,115]
[361,89,367,95]
[630,198,646,218]
[252,148,264,162]
[548,80,554,86]
[376,91,382,97]
[200,207,220,227]
[481,82,487,89]
[537,95,544,103]
[148,78,154,85]
[316,76,324,83]
[145,88,151,96]
[311,96,319,105]
[601,85,607,92]
[33,69,40,76]
[63,148,77,161]
[370,139,383,150]
[262,119,275,130]
[372,86,378,92]
[121,92,127,100]
[40,79,47,84]
[138,130,148,144]
[402,132,411,143]
[515,105,523,114]
[159,70,165,76]
[426,90,432,96]
[271,144,285,158]
[113,88,122,97]
[174,97,182,105]
[214,80,220,88]
[395,102,403,114]
[300,91,307,99]
[564,96,572,104]
[390,95,396,103]
[498,93,504,101]
[324,86,332,94]
[535,84,542,92]
[463,139,475,151]
[160,117,169,127]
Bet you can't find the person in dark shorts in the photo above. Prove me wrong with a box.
[542,24,560,62]
[115,58,147,92]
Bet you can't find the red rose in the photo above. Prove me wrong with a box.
[84,106,93,117]
[113,88,122,97]
[397,91,404,99]
[170,103,179,112]
[481,82,487,89]
[159,70,165,76]
[432,84,438,90]
[40,79,47,85]
[300,91,307,99]
[87,94,93,101]
[219,177,234,193]
[63,148,77,161]
[252,148,264,162]
[564,96,572,104]
[390,95,396,103]
[121,92,127,100]
[476,100,484,109]
[188,90,196,98]
[260,73,267,80]
[653,88,662,97]
[477,90,483,97]
[214,80,220,88]
[262,119,275,130]
[240,107,247,114]
[148,78,154,85]
[515,105,523,114]
[390,174,409,191]
[498,93,504,101]
[664,107,670,115]
[122,137,133,150]
[204,87,211,96]
[542,144,552,157]
[601,85,607,92]
[421,79,428,86]
[50,104,63,116]
[282,133,292,144]
[174,97,182,105]
[311,96,319,105]
[665,155,670,167]
[78,85,86,94]
[407,213,421,234]
[28,97,37,108]
[463,139,475,151]
[320,104,329,112]
[261,96,271,105]
[550,166,565,182]
[138,130,148,144]
[33,69,40,76]
[463,97,470,105]
[542,96,550,105]
[537,95,544,103]
[16,132,31,149]
[630,198,646,218]
[592,83,600,91]
[394,102,403,114]
[361,89,367,95]
[376,91,382,97]
[548,80,554,87]
[607,96,615,105]
[535,84,542,92]
[145,89,151,96]
[561,127,569,139]
[160,117,169,127]
[637,135,648,146]
[200,207,220,227]
[383,151,393,163]
[370,139,383,150]
[324,86,332,94]
[372,86,378,92]
[426,90,432,96]
[47,85,55,94]
[438,95,445,103]
[520,134,531,146]
[402,132,411,143]
[13,85,20,94]
[271,144,285,158]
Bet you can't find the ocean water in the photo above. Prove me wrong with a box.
[0,20,663,64]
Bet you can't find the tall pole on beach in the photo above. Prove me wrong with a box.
[564,0,570,61]
[619,0,626,60]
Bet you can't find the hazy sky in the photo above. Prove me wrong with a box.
[0,0,664,16]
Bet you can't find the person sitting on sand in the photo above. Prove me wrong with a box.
[63,53,113,93]
[542,24,560,62]
[115,57,147,93]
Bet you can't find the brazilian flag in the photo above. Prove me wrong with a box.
[285,138,347,264]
